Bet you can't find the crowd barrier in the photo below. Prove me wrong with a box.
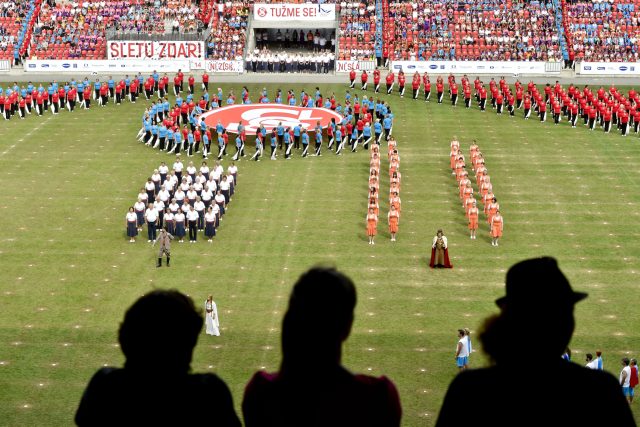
[578,62,640,76]
[0,60,10,72]
[24,60,191,73]
[19,58,640,77]
[389,60,551,75]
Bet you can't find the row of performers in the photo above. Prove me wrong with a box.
[349,70,640,136]
[139,106,394,162]
[350,68,443,99]
[0,81,109,119]
[451,139,503,246]
[0,70,210,119]
[366,138,402,244]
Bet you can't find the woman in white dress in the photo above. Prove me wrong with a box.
[205,295,220,336]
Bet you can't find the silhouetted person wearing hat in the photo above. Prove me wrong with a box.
[242,267,402,427]
[75,290,241,427]
[435,257,635,427]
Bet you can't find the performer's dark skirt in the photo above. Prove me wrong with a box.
[175,222,186,237]
[127,222,138,237]
[205,221,216,238]
[166,222,175,235]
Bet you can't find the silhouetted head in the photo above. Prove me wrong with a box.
[496,257,587,311]
[119,290,203,374]
[281,268,356,374]
[481,257,587,364]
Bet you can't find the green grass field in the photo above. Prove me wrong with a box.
[1,81,640,426]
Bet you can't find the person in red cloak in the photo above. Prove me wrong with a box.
[430,229,453,268]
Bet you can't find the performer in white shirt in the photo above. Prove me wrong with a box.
[205,295,220,336]
[204,206,217,242]
[455,329,470,371]
[186,205,199,243]
[227,162,238,185]
[585,353,599,369]
[126,207,138,243]
[158,162,169,183]
[172,156,184,182]
[144,203,159,242]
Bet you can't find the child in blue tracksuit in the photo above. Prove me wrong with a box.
[301,130,310,157]
[363,122,372,148]
[315,124,323,156]
[350,127,358,152]
[174,129,183,154]
[284,129,292,159]
[293,124,301,149]
[383,115,393,141]
[202,132,210,159]
[270,130,277,160]
[374,119,382,143]
[158,125,168,150]
[234,135,243,159]
[335,128,343,155]
[166,128,175,153]
[187,130,195,156]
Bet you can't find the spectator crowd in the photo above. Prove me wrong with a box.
[384,0,562,61]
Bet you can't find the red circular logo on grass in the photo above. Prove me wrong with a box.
[198,104,343,134]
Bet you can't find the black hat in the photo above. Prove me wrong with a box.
[495,257,588,308]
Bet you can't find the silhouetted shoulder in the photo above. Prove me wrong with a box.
[243,368,401,427]
[76,367,241,427]
[436,362,635,427]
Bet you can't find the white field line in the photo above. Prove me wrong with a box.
[257,163,313,369]
[1,116,54,158]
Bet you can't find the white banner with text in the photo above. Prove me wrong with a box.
[253,3,335,21]
[107,41,205,60]
[205,60,244,73]
[579,62,640,75]
[335,60,376,73]
[24,60,191,73]
[389,60,548,74]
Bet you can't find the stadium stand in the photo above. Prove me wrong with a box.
[197,0,215,29]
[18,0,640,65]
[337,0,376,60]
[164,0,201,34]
[0,0,41,63]
[0,10,20,61]
[561,0,640,62]
[205,0,248,60]
[30,1,123,60]
[105,2,166,35]
[384,0,563,61]
[28,0,212,60]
